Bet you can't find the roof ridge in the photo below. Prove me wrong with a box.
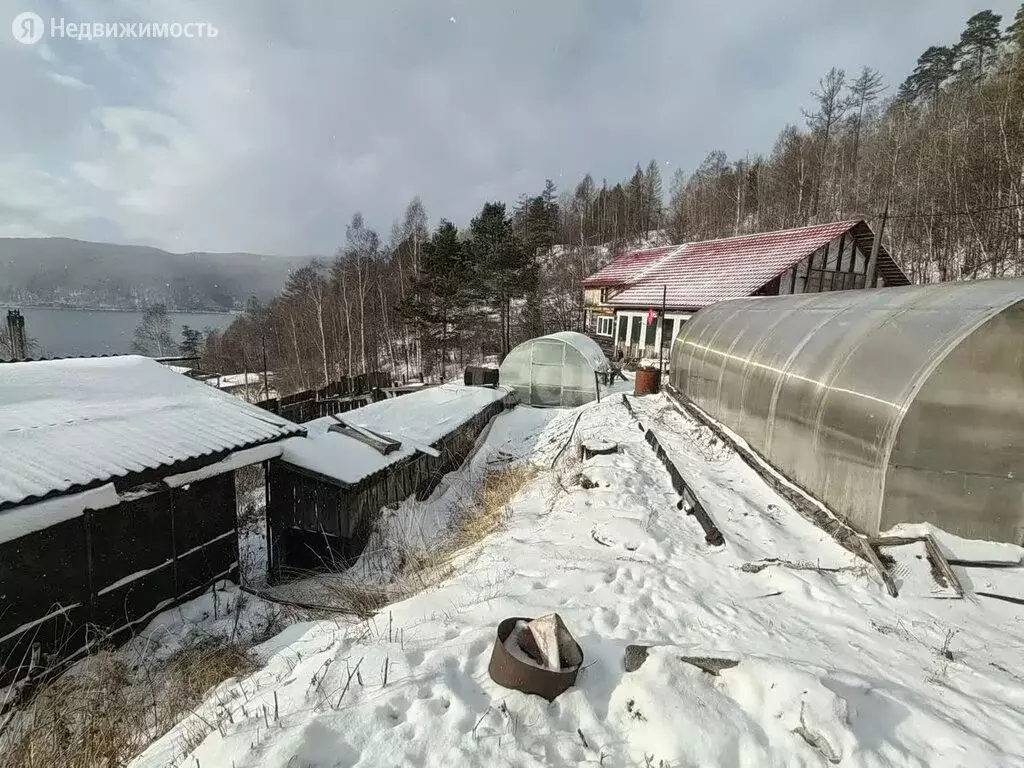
[629,243,687,283]
[679,219,861,248]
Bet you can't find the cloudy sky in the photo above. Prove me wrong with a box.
[0,0,1017,255]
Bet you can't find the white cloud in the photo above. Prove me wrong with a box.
[48,71,88,88]
[0,0,1019,255]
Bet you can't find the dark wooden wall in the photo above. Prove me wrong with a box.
[0,473,239,686]
[266,393,514,580]
[257,372,394,422]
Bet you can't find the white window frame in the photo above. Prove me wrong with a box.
[613,310,692,353]
[595,316,614,337]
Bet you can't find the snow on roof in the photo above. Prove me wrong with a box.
[204,372,265,389]
[609,220,862,309]
[278,384,511,486]
[581,244,682,288]
[0,356,304,509]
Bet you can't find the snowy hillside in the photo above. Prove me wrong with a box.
[542,230,674,271]
[112,395,1024,766]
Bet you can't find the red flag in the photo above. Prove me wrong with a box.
[647,308,655,325]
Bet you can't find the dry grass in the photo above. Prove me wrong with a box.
[1,641,256,768]
[0,594,275,768]
[407,464,537,573]
[306,464,538,618]
[161,642,259,711]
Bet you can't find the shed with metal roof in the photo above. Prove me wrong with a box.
[0,355,304,683]
[668,277,1024,544]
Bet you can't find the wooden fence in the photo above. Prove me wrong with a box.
[0,473,238,687]
[256,372,394,422]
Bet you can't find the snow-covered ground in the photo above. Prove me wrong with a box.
[114,394,1024,767]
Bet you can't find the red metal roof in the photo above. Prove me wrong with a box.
[581,245,682,288]
[606,220,862,309]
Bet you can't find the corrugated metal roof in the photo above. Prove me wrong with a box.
[608,220,862,308]
[0,355,304,509]
[581,245,682,287]
[279,384,512,487]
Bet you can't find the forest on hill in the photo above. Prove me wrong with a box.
[0,237,307,312]
[198,7,1024,394]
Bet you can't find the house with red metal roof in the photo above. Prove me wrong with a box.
[583,219,910,360]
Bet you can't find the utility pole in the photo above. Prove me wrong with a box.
[866,198,889,289]
[658,284,667,374]
[262,334,270,400]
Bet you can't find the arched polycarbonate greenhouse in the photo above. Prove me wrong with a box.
[669,278,1024,544]
[500,332,610,407]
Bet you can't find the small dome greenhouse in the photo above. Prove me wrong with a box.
[499,332,610,407]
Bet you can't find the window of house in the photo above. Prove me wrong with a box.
[825,238,840,271]
[663,318,676,348]
[596,316,614,336]
[645,316,657,346]
[629,316,642,344]
[794,259,808,293]
[800,235,879,294]
[854,245,867,273]
[617,316,627,341]
[840,235,855,272]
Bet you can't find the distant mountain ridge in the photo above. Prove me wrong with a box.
[0,237,311,311]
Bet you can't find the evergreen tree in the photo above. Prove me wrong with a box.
[513,180,561,340]
[400,220,468,379]
[179,325,203,359]
[514,180,560,259]
[467,202,532,359]
[132,304,174,357]
[901,45,956,101]
[1009,3,1024,50]
[955,10,1003,79]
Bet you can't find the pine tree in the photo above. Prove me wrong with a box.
[1009,3,1024,50]
[179,325,203,358]
[955,10,1003,79]
[400,220,468,379]
[467,202,532,359]
[132,304,174,357]
[513,180,560,259]
[901,46,956,102]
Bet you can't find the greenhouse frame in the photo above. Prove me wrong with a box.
[669,278,1024,544]
[499,331,610,407]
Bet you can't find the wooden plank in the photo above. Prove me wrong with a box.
[859,536,899,597]
[924,534,965,597]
